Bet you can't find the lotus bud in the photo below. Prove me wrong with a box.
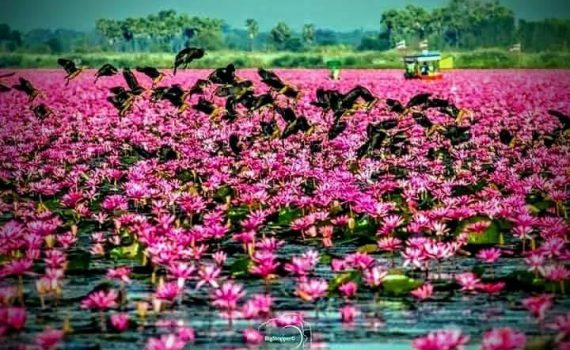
[136,301,149,319]
[348,217,356,230]
[44,235,56,249]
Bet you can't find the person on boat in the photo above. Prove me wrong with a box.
[421,62,429,75]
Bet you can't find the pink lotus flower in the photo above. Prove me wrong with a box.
[35,328,64,350]
[110,313,129,332]
[549,313,570,334]
[456,272,481,292]
[81,289,119,310]
[481,327,526,350]
[411,283,434,300]
[363,266,388,287]
[243,328,264,344]
[155,282,182,302]
[412,328,470,350]
[340,305,359,323]
[176,326,195,343]
[196,264,221,289]
[0,307,27,331]
[146,334,186,350]
[295,278,328,302]
[522,294,553,321]
[274,312,305,327]
[476,282,505,295]
[477,248,502,263]
[106,266,132,284]
[338,281,358,298]
[377,237,402,252]
[212,281,245,311]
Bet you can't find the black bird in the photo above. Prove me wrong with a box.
[107,86,134,116]
[189,79,211,96]
[276,107,297,123]
[311,88,342,112]
[327,120,348,140]
[377,119,398,130]
[122,68,144,96]
[150,86,169,102]
[224,96,239,122]
[258,68,285,90]
[340,85,377,110]
[440,105,462,119]
[160,85,190,112]
[215,80,253,98]
[258,68,299,99]
[135,67,164,85]
[309,140,322,154]
[229,134,242,155]
[356,128,387,159]
[32,104,53,120]
[57,58,83,85]
[95,64,118,82]
[386,98,405,114]
[406,93,432,109]
[248,93,274,112]
[440,125,471,145]
[260,120,278,137]
[499,129,514,145]
[0,72,15,92]
[208,64,236,85]
[281,116,311,140]
[192,97,218,116]
[412,112,433,129]
[174,47,205,75]
[426,98,450,109]
[547,109,570,131]
[13,77,41,102]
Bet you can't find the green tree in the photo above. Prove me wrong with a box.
[302,24,316,46]
[270,22,292,49]
[245,18,259,51]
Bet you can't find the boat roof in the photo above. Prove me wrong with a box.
[403,52,442,62]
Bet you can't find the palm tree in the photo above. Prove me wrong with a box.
[302,24,315,46]
[245,19,259,51]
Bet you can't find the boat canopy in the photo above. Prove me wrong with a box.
[403,52,442,63]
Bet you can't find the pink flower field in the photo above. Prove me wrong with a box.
[0,68,569,349]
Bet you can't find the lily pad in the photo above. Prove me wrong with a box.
[110,241,142,261]
[382,274,421,296]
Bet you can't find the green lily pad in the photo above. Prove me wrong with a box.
[328,271,360,292]
[110,241,142,261]
[382,274,421,296]
[357,244,378,253]
[230,256,252,277]
[276,207,302,226]
[67,250,91,273]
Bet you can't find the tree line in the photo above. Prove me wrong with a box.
[1,0,569,54]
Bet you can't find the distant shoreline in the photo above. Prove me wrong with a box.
[2,50,570,69]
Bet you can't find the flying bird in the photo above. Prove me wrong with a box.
[122,68,144,96]
[136,67,165,85]
[174,47,205,75]
[32,104,53,120]
[95,64,118,82]
[406,93,432,109]
[13,77,41,102]
[57,58,83,85]
[547,109,570,131]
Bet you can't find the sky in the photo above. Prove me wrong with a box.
[2,0,570,32]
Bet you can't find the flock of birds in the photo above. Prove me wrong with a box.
[1,46,570,159]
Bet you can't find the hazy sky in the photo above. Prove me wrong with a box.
[2,0,570,32]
